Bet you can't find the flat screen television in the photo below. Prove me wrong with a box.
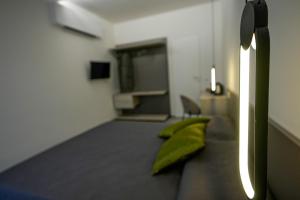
[90,62,110,79]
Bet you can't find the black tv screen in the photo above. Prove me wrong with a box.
[90,62,110,79]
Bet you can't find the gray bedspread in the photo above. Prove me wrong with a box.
[177,140,246,200]
[0,121,182,200]
[177,116,246,200]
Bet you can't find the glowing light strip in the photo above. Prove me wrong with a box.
[251,34,256,50]
[58,0,70,7]
[211,67,216,92]
[57,0,78,10]
[239,46,255,199]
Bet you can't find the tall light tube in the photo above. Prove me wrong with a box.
[239,43,255,200]
[211,67,216,93]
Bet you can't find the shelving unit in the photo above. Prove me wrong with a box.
[112,38,170,122]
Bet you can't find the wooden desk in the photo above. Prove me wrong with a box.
[200,93,229,116]
[113,90,168,109]
[123,90,167,97]
[113,90,169,122]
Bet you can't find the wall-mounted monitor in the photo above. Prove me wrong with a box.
[90,62,110,80]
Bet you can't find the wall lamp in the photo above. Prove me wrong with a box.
[211,66,216,93]
[239,0,270,200]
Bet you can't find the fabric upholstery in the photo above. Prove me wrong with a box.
[153,124,205,175]
[159,117,210,139]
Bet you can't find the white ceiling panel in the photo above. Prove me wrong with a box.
[65,0,210,22]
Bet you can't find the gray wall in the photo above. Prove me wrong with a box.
[266,0,300,140]
[268,119,300,200]
[226,0,300,141]
[0,0,117,172]
[222,0,243,95]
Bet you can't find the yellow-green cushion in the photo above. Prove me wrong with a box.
[152,124,205,175]
[159,117,210,139]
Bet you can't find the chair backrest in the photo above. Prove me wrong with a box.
[180,95,201,115]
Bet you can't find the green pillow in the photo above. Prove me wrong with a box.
[159,117,210,139]
[152,124,205,175]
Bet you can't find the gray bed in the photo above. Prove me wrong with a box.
[0,121,181,200]
[0,117,245,200]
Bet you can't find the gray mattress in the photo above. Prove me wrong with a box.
[176,116,246,200]
[0,121,182,200]
[0,117,246,200]
[177,140,246,200]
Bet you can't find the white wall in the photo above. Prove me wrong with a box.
[114,2,225,116]
[0,0,117,172]
[222,0,243,94]
[267,0,300,139]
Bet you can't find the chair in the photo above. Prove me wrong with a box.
[180,95,202,120]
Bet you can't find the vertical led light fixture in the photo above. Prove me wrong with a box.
[210,0,217,94]
[211,66,216,93]
[239,0,270,200]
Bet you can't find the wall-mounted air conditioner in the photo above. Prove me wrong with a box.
[50,1,103,38]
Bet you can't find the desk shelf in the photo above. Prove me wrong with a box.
[199,93,229,116]
[116,114,169,122]
[120,90,167,96]
[130,90,167,96]
[113,90,168,110]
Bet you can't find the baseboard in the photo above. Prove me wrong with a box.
[268,118,300,147]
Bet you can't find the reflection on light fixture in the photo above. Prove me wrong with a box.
[57,0,76,9]
[239,0,270,199]
[239,40,255,200]
[57,0,69,6]
[56,1,81,11]
[211,66,216,93]
[251,34,256,50]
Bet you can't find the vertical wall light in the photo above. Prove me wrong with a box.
[210,0,217,93]
[239,0,270,200]
[211,66,216,93]
[239,45,254,199]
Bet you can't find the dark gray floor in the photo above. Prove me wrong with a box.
[0,121,182,200]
